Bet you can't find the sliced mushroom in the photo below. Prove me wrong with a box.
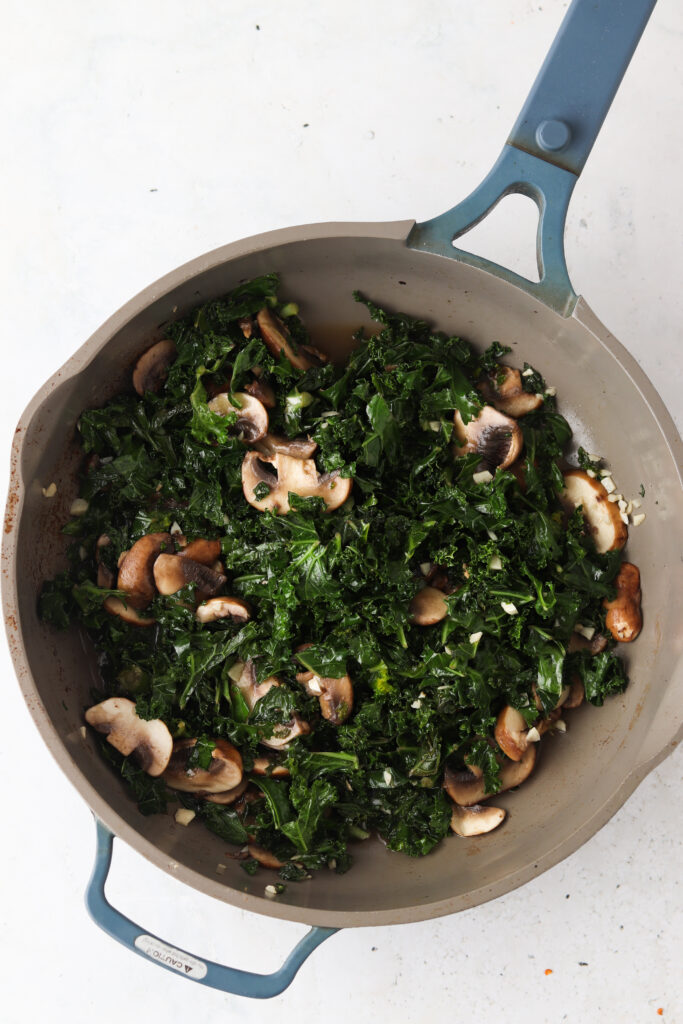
[244,378,276,408]
[507,458,527,492]
[132,339,177,396]
[179,538,222,565]
[560,470,628,554]
[567,631,608,655]
[256,307,327,371]
[118,532,172,608]
[450,802,506,837]
[103,596,157,627]
[84,697,173,776]
[479,365,544,418]
[536,710,565,736]
[207,391,268,442]
[247,843,284,869]
[454,405,523,471]
[202,778,249,805]
[242,451,352,514]
[604,561,642,642]
[296,669,354,725]
[231,662,311,748]
[153,554,226,598]
[260,714,311,751]
[253,433,318,459]
[443,744,537,807]
[494,705,541,762]
[96,534,115,589]
[531,683,570,715]
[233,660,281,712]
[251,756,290,778]
[163,738,243,793]
[422,564,453,592]
[238,316,253,339]
[564,675,585,709]
[409,586,448,626]
[196,596,251,624]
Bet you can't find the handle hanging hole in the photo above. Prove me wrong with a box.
[450,193,541,284]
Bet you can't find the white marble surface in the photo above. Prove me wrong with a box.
[1,2,681,1021]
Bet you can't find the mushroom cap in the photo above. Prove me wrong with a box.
[103,596,156,627]
[409,586,449,626]
[117,532,172,609]
[450,802,506,837]
[84,697,173,776]
[179,538,222,565]
[479,365,544,418]
[454,405,523,471]
[604,561,642,642]
[153,553,226,598]
[132,339,177,396]
[560,470,628,554]
[444,744,537,807]
[196,596,252,624]
[163,738,243,793]
[247,843,284,869]
[256,306,327,371]
[296,669,354,725]
[202,778,249,805]
[208,391,269,442]
[253,433,318,459]
[241,451,352,514]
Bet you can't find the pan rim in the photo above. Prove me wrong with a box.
[3,220,681,927]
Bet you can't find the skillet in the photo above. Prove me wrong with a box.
[3,0,681,998]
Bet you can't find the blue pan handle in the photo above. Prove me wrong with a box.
[86,819,338,998]
[408,0,657,316]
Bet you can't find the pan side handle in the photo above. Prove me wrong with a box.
[85,819,337,998]
[408,0,657,317]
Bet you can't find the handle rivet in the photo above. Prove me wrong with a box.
[536,119,571,152]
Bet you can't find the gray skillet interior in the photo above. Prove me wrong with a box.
[4,221,682,928]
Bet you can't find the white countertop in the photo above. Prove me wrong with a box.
[1,2,681,1021]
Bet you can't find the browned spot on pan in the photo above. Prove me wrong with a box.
[4,485,19,534]
[628,699,645,733]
